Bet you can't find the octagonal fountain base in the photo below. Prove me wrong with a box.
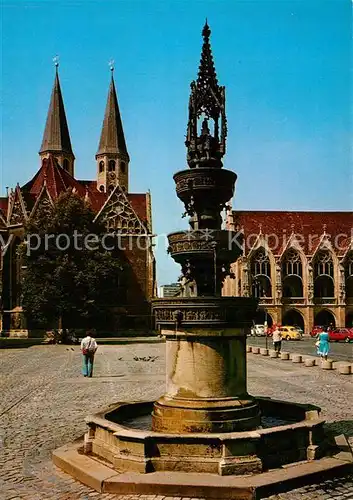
[53,398,353,498]
[79,398,332,476]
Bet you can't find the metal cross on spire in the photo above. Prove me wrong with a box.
[108,59,115,72]
[53,55,59,69]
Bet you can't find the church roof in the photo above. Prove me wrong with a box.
[19,156,148,223]
[0,197,8,213]
[231,210,353,256]
[96,73,129,158]
[39,69,74,156]
[127,193,148,225]
[23,155,82,199]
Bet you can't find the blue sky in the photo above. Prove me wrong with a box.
[1,0,352,285]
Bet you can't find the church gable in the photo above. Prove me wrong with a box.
[29,185,54,222]
[7,185,28,226]
[0,212,7,230]
[95,185,147,234]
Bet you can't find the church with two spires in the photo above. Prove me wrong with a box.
[0,67,156,336]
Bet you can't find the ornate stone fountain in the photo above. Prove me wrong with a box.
[151,21,260,435]
[53,23,352,497]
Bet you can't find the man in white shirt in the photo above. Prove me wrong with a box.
[272,327,282,354]
[80,330,98,378]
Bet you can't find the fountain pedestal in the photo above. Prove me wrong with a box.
[152,298,260,433]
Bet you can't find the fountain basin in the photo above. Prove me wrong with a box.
[84,398,328,476]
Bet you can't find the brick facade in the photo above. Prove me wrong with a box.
[223,210,353,333]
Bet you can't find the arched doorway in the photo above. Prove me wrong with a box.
[254,309,273,327]
[282,309,304,331]
[345,311,353,328]
[314,309,336,328]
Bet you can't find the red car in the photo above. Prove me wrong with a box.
[310,326,324,337]
[329,328,353,343]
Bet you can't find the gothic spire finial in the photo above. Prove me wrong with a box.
[202,19,210,39]
[185,22,227,168]
[53,55,59,72]
[108,59,115,73]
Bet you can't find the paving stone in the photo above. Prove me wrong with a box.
[0,343,352,500]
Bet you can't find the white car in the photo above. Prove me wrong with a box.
[253,324,266,336]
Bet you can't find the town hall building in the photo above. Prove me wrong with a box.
[223,209,352,333]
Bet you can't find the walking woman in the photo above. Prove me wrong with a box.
[316,328,330,361]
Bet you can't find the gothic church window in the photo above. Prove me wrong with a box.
[99,161,105,173]
[108,160,116,172]
[250,249,272,298]
[314,251,334,298]
[63,158,69,171]
[282,249,303,297]
[120,161,126,173]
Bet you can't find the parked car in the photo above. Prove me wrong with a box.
[293,325,304,336]
[329,328,353,343]
[279,326,302,341]
[250,324,266,336]
[310,326,324,337]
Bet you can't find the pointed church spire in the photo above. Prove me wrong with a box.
[96,69,129,158]
[96,67,130,194]
[39,63,75,176]
[40,65,73,156]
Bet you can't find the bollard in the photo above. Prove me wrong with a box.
[269,350,278,358]
[292,354,302,363]
[252,346,260,354]
[246,345,252,353]
[304,358,315,367]
[338,364,352,375]
[260,348,269,356]
[280,352,290,360]
[321,360,333,370]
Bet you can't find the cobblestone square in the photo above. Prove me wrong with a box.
[0,343,352,500]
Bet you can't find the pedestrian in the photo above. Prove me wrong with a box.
[272,327,282,354]
[316,327,330,361]
[80,330,98,378]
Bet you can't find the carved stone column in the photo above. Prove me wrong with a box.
[307,262,314,304]
[339,264,346,305]
[275,261,282,305]
[242,258,250,297]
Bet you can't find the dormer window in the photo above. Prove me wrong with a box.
[108,160,116,172]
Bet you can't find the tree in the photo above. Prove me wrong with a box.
[21,190,123,331]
